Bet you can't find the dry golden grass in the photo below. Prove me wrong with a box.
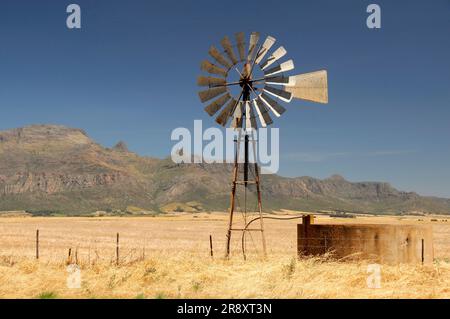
[0,213,449,299]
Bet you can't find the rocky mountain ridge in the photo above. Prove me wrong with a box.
[0,125,449,215]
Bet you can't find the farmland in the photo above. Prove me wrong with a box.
[0,213,449,298]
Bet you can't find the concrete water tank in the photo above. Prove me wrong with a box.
[297,216,433,264]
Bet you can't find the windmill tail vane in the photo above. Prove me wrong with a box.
[197,31,328,258]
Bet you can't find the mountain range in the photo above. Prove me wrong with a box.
[0,125,449,215]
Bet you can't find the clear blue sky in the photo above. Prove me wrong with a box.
[0,0,449,197]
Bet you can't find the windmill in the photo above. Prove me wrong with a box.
[197,32,328,258]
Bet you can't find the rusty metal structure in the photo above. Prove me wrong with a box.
[197,32,328,258]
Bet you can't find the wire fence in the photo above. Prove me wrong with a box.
[0,226,449,265]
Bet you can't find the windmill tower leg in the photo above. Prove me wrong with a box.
[250,129,267,257]
[225,130,241,258]
[254,162,267,257]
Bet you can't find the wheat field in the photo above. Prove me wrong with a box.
[0,213,449,299]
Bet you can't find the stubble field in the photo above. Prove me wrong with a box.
[0,213,449,299]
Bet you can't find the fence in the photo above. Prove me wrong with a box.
[1,230,449,265]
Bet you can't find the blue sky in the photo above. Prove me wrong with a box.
[0,0,449,197]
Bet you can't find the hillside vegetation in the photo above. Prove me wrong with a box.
[0,125,449,215]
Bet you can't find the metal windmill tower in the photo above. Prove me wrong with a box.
[197,32,328,258]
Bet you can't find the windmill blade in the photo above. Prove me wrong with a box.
[197,76,226,87]
[263,60,294,77]
[260,46,287,70]
[260,93,286,117]
[245,101,258,130]
[284,70,328,103]
[264,75,296,86]
[255,36,276,65]
[230,101,243,128]
[253,98,273,127]
[209,46,233,69]
[216,98,238,127]
[204,93,231,116]
[242,62,252,78]
[200,60,228,77]
[198,86,227,103]
[264,85,293,102]
[247,32,260,63]
[235,32,246,62]
[220,36,238,65]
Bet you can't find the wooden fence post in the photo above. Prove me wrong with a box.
[36,229,39,260]
[209,235,214,258]
[421,238,425,264]
[116,233,120,266]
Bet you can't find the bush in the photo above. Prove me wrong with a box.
[38,291,58,299]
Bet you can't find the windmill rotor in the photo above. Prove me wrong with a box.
[197,32,328,130]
